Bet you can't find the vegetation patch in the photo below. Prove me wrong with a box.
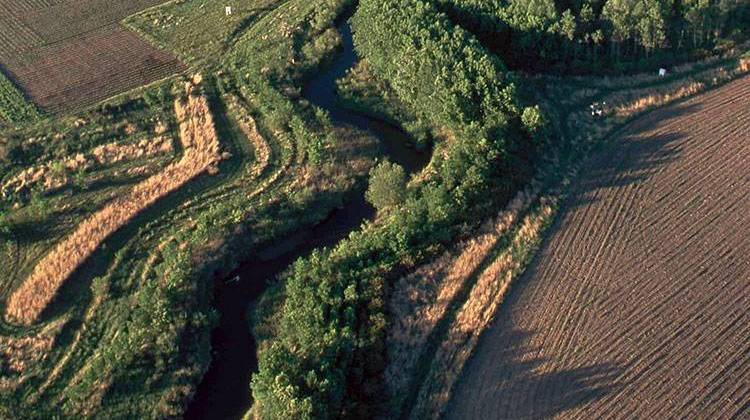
[0,70,39,127]
[5,76,224,325]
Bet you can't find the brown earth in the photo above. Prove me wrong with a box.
[446,76,750,419]
[0,0,183,113]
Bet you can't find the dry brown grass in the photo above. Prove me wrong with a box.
[582,53,728,90]
[615,81,706,117]
[91,136,173,165]
[0,319,65,391]
[4,76,223,325]
[410,199,556,419]
[612,58,750,118]
[386,189,538,401]
[1,136,173,197]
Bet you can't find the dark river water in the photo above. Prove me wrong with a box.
[184,23,428,420]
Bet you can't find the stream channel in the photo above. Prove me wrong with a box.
[184,22,428,419]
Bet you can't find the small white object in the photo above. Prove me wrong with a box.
[225,6,232,15]
[659,68,667,77]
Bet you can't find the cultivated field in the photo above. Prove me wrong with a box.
[446,76,750,419]
[0,0,184,113]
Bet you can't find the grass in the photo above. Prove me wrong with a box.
[5,77,223,325]
[124,0,284,67]
[385,187,538,407]
[0,70,40,127]
[409,198,557,419]
[1,0,378,415]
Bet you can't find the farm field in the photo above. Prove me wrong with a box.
[446,75,750,419]
[1,0,748,418]
[0,0,184,113]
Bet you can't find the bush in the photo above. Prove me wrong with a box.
[366,160,406,211]
[521,105,547,142]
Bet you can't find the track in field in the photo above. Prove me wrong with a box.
[0,0,184,113]
[446,76,750,419]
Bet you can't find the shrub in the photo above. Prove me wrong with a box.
[366,160,406,211]
[521,105,547,142]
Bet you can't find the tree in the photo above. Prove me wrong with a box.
[603,0,638,59]
[522,105,547,141]
[365,160,406,212]
[635,0,668,54]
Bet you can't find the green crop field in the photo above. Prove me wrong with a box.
[1,0,748,418]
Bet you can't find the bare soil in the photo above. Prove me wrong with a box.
[446,76,750,419]
[0,0,184,113]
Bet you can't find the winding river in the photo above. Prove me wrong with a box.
[184,22,428,420]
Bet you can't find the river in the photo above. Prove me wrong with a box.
[184,22,428,420]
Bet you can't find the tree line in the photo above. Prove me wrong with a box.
[438,0,750,73]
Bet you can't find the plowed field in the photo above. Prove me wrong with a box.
[0,0,184,113]
[447,76,750,419]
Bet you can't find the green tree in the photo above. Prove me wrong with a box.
[636,0,669,54]
[365,160,406,211]
[522,105,547,141]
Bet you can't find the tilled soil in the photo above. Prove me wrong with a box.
[446,76,750,419]
[0,0,184,113]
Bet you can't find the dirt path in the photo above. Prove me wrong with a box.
[446,76,750,419]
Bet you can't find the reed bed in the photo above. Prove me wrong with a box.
[2,137,174,197]
[615,81,706,117]
[5,77,223,325]
[386,189,538,400]
[410,198,557,419]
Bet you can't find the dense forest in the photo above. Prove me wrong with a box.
[440,0,750,72]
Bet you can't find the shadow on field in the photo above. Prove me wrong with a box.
[566,116,689,210]
[447,329,624,419]
[445,97,707,419]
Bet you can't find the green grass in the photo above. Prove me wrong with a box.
[125,0,285,67]
[0,71,40,128]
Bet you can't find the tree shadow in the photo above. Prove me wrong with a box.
[447,329,624,419]
[444,95,704,418]
[565,112,690,210]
